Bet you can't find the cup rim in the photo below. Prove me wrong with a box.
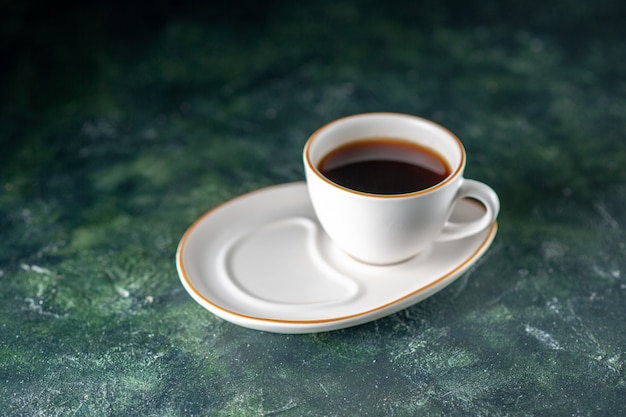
[304,112,466,198]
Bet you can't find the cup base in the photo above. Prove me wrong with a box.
[337,242,437,267]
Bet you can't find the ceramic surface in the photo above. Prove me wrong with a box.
[303,113,500,264]
[177,182,497,333]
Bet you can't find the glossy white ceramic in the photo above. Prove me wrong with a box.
[304,113,500,264]
[176,182,498,334]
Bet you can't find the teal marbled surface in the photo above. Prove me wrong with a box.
[1,1,625,415]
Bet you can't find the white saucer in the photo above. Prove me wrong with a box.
[176,182,497,334]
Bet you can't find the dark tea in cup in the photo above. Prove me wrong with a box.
[304,113,499,264]
[318,138,451,195]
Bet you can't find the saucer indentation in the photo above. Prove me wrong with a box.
[223,217,360,306]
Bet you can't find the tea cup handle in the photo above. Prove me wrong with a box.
[436,179,500,242]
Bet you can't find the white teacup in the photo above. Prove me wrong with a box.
[303,112,500,265]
